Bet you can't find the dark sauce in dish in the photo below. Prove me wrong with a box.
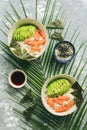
[11,71,25,86]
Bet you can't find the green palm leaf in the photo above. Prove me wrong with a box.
[0,0,87,130]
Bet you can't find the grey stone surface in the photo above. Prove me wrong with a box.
[0,0,87,130]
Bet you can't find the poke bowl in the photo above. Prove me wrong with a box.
[8,19,48,60]
[41,74,83,116]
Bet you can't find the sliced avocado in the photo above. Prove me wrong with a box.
[12,25,37,42]
[47,78,71,97]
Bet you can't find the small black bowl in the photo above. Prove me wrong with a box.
[53,41,75,63]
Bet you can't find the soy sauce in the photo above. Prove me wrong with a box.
[11,71,25,86]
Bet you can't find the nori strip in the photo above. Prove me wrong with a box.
[21,89,36,120]
[71,89,83,100]
[72,81,83,108]
[20,89,36,103]
[23,103,36,121]
[10,43,35,60]
[72,81,83,91]
[47,19,64,29]
[51,31,64,41]
[74,98,83,108]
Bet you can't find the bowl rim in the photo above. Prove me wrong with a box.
[53,40,75,63]
[8,69,27,88]
[41,74,77,116]
[8,18,48,61]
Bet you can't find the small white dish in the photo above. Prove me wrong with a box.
[41,74,77,116]
[8,69,27,88]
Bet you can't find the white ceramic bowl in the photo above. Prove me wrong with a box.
[8,69,27,88]
[41,74,77,116]
[8,18,48,60]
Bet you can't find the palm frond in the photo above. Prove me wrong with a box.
[72,31,81,44]
[70,27,79,42]
[20,0,28,18]
[76,60,87,80]
[42,0,51,24]
[60,8,68,20]
[0,28,7,36]
[55,3,63,20]
[67,92,87,130]
[4,14,13,25]
[10,1,21,20]
[1,20,10,29]
[73,44,87,77]
[67,40,87,74]
[35,0,38,20]
[5,10,16,23]
[47,0,56,24]
[0,0,87,130]
[81,75,87,87]
[63,20,71,38]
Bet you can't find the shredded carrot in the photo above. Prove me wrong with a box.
[54,100,64,105]
[38,30,45,39]
[24,29,46,52]
[25,40,35,46]
[55,101,75,112]
[36,39,46,46]
[53,95,70,104]
[34,30,41,40]
[46,98,54,108]
[31,46,41,52]
[46,95,75,112]
[24,38,30,44]
[57,95,70,101]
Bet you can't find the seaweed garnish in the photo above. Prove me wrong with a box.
[23,103,36,121]
[71,89,83,100]
[46,19,64,41]
[47,19,64,29]
[72,81,83,91]
[72,81,83,108]
[20,89,36,120]
[20,89,35,103]
[51,31,64,41]
[10,42,35,60]
[74,98,83,108]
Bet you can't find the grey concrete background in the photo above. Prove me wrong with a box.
[0,0,87,130]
